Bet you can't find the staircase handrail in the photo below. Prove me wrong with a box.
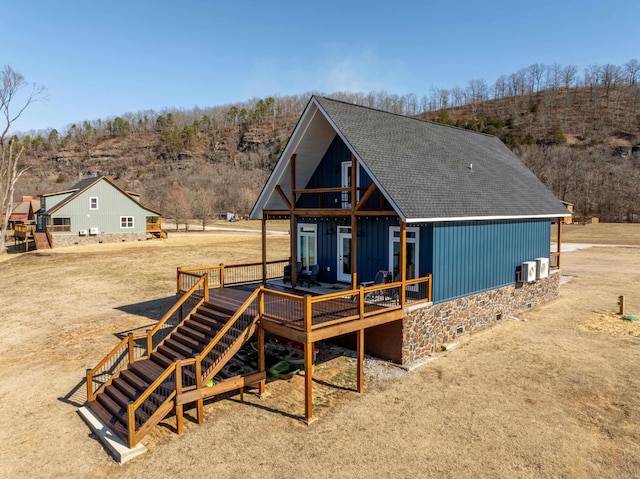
[146,274,209,353]
[86,331,147,401]
[127,362,177,448]
[44,226,53,248]
[86,274,207,403]
[197,286,263,386]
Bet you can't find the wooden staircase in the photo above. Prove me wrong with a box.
[86,299,259,447]
[33,232,51,250]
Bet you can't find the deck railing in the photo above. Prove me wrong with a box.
[86,333,147,401]
[86,274,208,402]
[13,224,34,237]
[550,252,560,270]
[198,287,261,386]
[259,274,432,332]
[127,362,177,448]
[146,222,163,233]
[49,225,71,232]
[177,259,290,293]
[147,274,208,351]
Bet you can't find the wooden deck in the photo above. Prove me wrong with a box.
[207,282,405,344]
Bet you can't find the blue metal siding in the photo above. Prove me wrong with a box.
[301,216,434,286]
[431,219,551,303]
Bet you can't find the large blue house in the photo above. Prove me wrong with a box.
[251,96,568,363]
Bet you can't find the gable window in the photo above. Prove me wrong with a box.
[90,197,98,210]
[341,160,360,208]
[120,216,134,228]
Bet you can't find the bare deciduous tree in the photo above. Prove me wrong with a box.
[1,66,46,254]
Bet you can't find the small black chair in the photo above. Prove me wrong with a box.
[283,262,302,284]
[300,264,320,287]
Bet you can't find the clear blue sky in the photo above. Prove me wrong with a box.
[4,0,639,134]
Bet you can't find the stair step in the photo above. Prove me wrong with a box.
[157,345,185,361]
[150,351,175,368]
[199,303,236,317]
[177,325,212,344]
[189,313,245,337]
[128,360,165,384]
[163,338,197,357]
[105,383,132,410]
[97,392,128,425]
[119,370,170,406]
[88,400,129,442]
[112,377,139,401]
[98,386,155,430]
[120,369,151,391]
[171,331,207,351]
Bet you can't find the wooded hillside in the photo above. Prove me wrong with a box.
[14,59,640,222]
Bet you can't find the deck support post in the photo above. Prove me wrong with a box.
[291,215,298,286]
[304,340,314,423]
[303,294,314,422]
[557,216,562,269]
[290,154,298,287]
[175,403,184,435]
[261,216,267,283]
[350,153,358,290]
[257,323,266,396]
[356,328,365,393]
[196,399,204,424]
[400,221,407,308]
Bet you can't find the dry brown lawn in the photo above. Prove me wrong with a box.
[554,222,640,245]
[0,231,639,478]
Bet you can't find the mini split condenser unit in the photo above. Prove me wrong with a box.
[535,257,549,280]
[89,227,99,235]
[78,230,88,236]
[520,261,537,283]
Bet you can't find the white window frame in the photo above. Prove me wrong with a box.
[389,226,420,290]
[89,197,99,210]
[120,216,134,229]
[341,160,360,209]
[297,223,317,273]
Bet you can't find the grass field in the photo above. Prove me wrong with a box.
[0,227,639,478]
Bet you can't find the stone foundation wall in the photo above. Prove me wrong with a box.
[52,232,150,248]
[401,270,560,365]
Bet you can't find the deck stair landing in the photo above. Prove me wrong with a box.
[86,300,259,449]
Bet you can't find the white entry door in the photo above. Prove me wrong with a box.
[337,226,352,283]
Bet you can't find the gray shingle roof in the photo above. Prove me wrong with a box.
[314,96,568,220]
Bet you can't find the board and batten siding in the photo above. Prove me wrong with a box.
[297,135,390,211]
[431,219,551,303]
[52,180,159,234]
[42,192,74,211]
[301,216,433,285]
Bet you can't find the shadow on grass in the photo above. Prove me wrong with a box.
[115,296,177,322]
[59,377,88,408]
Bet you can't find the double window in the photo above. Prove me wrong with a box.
[90,197,98,210]
[120,216,134,228]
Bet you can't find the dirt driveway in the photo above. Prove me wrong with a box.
[0,235,638,478]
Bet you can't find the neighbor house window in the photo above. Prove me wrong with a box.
[120,216,134,228]
[52,217,71,232]
[90,197,98,210]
